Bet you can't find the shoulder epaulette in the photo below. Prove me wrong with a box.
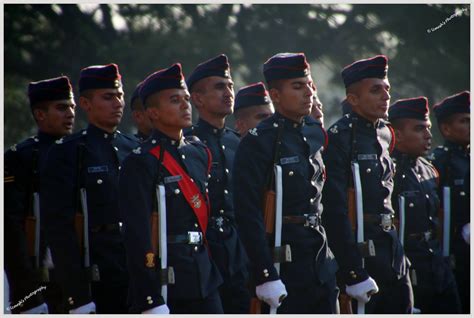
[55,130,86,145]
[10,136,38,152]
[225,127,240,138]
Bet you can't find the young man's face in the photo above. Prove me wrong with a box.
[440,113,470,146]
[348,78,391,122]
[36,99,76,137]
[81,87,125,131]
[192,76,234,118]
[147,88,192,131]
[270,75,314,122]
[394,118,432,157]
[235,104,274,136]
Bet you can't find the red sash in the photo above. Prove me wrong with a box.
[150,145,210,234]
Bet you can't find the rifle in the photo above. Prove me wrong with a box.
[24,147,49,282]
[342,117,375,314]
[441,187,451,257]
[262,119,285,236]
[74,142,100,284]
[250,119,291,314]
[151,141,174,302]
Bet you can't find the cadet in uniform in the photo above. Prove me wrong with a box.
[431,91,470,313]
[41,64,138,314]
[130,82,153,142]
[389,97,461,313]
[233,82,274,137]
[322,55,413,313]
[5,76,76,314]
[185,54,250,313]
[234,53,339,314]
[119,63,223,314]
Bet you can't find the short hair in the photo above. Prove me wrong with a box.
[345,81,361,96]
[144,92,161,109]
[234,105,254,120]
[80,89,94,99]
[189,78,206,94]
[389,118,407,130]
[266,79,284,91]
[131,97,145,112]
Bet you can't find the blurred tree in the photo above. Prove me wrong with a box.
[4,3,469,147]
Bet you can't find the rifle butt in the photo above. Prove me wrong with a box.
[25,216,36,256]
[263,190,276,235]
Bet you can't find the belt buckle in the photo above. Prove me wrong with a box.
[215,216,224,232]
[304,214,319,229]
[423,231,432,242]
[380,213,393,231]
[187,231,203,245]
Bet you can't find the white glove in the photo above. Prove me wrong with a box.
[69,301,96,314]
[345,277,379,303]
[142,304,170,314]
[20,302,49,314]
[462,223,470,245]
[256,279,288,308]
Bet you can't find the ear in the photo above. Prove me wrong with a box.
[146,107,159,122]
[79,96,92,113]
[269,88,280,106]
[131,110,141,123]
[191,92,203,110]
[346,93,358,107]
[439,122,451,137]
[33,108,47,123]
[394,127,403,143]
[234,118,245,135]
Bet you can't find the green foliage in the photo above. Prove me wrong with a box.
[4,4,470,147]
